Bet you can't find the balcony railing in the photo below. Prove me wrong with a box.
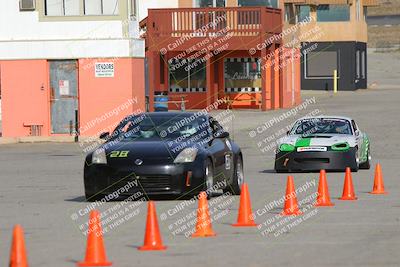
[141,7,282,52]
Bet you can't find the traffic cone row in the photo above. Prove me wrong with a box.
[279,163,388,217]
[8,164,387,266]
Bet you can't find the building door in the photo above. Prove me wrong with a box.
[49,60,78,134]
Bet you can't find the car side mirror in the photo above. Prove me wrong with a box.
[286,130,290,135]
[99,132,110,140]
[216,131,230,139]
[355,130,360,137]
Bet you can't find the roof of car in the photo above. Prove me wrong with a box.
[296,115,353,122]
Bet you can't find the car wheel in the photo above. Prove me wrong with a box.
[351,148,360,172]
[224,156,243,195]
[359,146,371,170]
[204,158,214,198]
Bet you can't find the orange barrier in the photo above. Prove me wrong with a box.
[369,163,388,194]
[315,170,335,207]
[192,192,216,237]
[281,176,303,216]
[77,210,112,266]
[138,201,167,251]
[232,183,258,227]
[339,167,358,200]
[9,225,29,267]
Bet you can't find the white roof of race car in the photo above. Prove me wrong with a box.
[296,115,353,122]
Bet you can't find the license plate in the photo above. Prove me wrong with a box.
[297,146,327,152]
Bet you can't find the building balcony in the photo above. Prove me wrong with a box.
[140,7,282,52]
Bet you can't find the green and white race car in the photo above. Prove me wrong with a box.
[275,116,371,172]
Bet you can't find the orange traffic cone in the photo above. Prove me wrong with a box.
[339,167,358,200]
[77,210,112,266]
[369,163,388,194]
[9,225,29,267]
[138,201,167,251]
[232,183,257,227]
[281,176,303,216]
[192,191,216,237]
[315,170,335,207]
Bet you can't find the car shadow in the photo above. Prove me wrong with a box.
[65,191,226,203]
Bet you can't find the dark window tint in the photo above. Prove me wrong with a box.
[317,5,350,22]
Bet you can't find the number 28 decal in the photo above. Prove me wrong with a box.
[109,151,129,158]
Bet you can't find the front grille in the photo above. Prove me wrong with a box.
[108,171,173,193]
[294,158,330,164]
[136,175,172,190]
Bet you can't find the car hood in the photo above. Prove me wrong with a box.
[277,134,357,147]
[100,139,207,166]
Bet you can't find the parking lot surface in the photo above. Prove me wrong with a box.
[1,87,399,266]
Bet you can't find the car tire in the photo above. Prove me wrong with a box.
[224,156,243,195]
[359,146,371,170]
[204,158,214,198]
[351,148,360,172]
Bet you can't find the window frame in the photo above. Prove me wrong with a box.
[39,0,125,21]
[84,0,120,16]
[316,4,350,22]
[194,0,226,7]
[238,0,278,8]
[44,0,80,16]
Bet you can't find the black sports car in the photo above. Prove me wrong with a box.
[83,112,244,201]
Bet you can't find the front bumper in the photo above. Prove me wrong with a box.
[274,147,357,172]
[84,162,205,199]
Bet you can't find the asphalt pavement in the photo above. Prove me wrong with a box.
[0,59,399,266]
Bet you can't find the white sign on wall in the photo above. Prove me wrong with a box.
[95,62,115,78]
[59,80,70,95]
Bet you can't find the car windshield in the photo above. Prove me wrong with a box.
[109,114,212,141]
[291,118,353,135]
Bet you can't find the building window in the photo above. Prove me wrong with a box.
[356,50,360,79]
[363,6,368,20]
[238,0,278,9]
[224,58,262,92]
[284,4,296,24]
[361,50,366,78]
[45,0,80,16]
[44,0,119,16]
[84,0,119,15]
[296,5,310,23]
[356,0,360,20]
[130,0,137,19]
[305,50,339,78]
[169,59,206,92]
[316,5,350,22]
[196,0,226,7]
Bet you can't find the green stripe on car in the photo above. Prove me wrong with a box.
[295,138,311,147]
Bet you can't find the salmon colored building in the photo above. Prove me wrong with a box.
[141,0,302,111]
[0,0,162,138]
[0,0,301,139]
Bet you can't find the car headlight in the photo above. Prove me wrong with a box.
[331,142,350,151]
[174,148,198,163]
[279,143,295,152]
[92,148,107,164]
